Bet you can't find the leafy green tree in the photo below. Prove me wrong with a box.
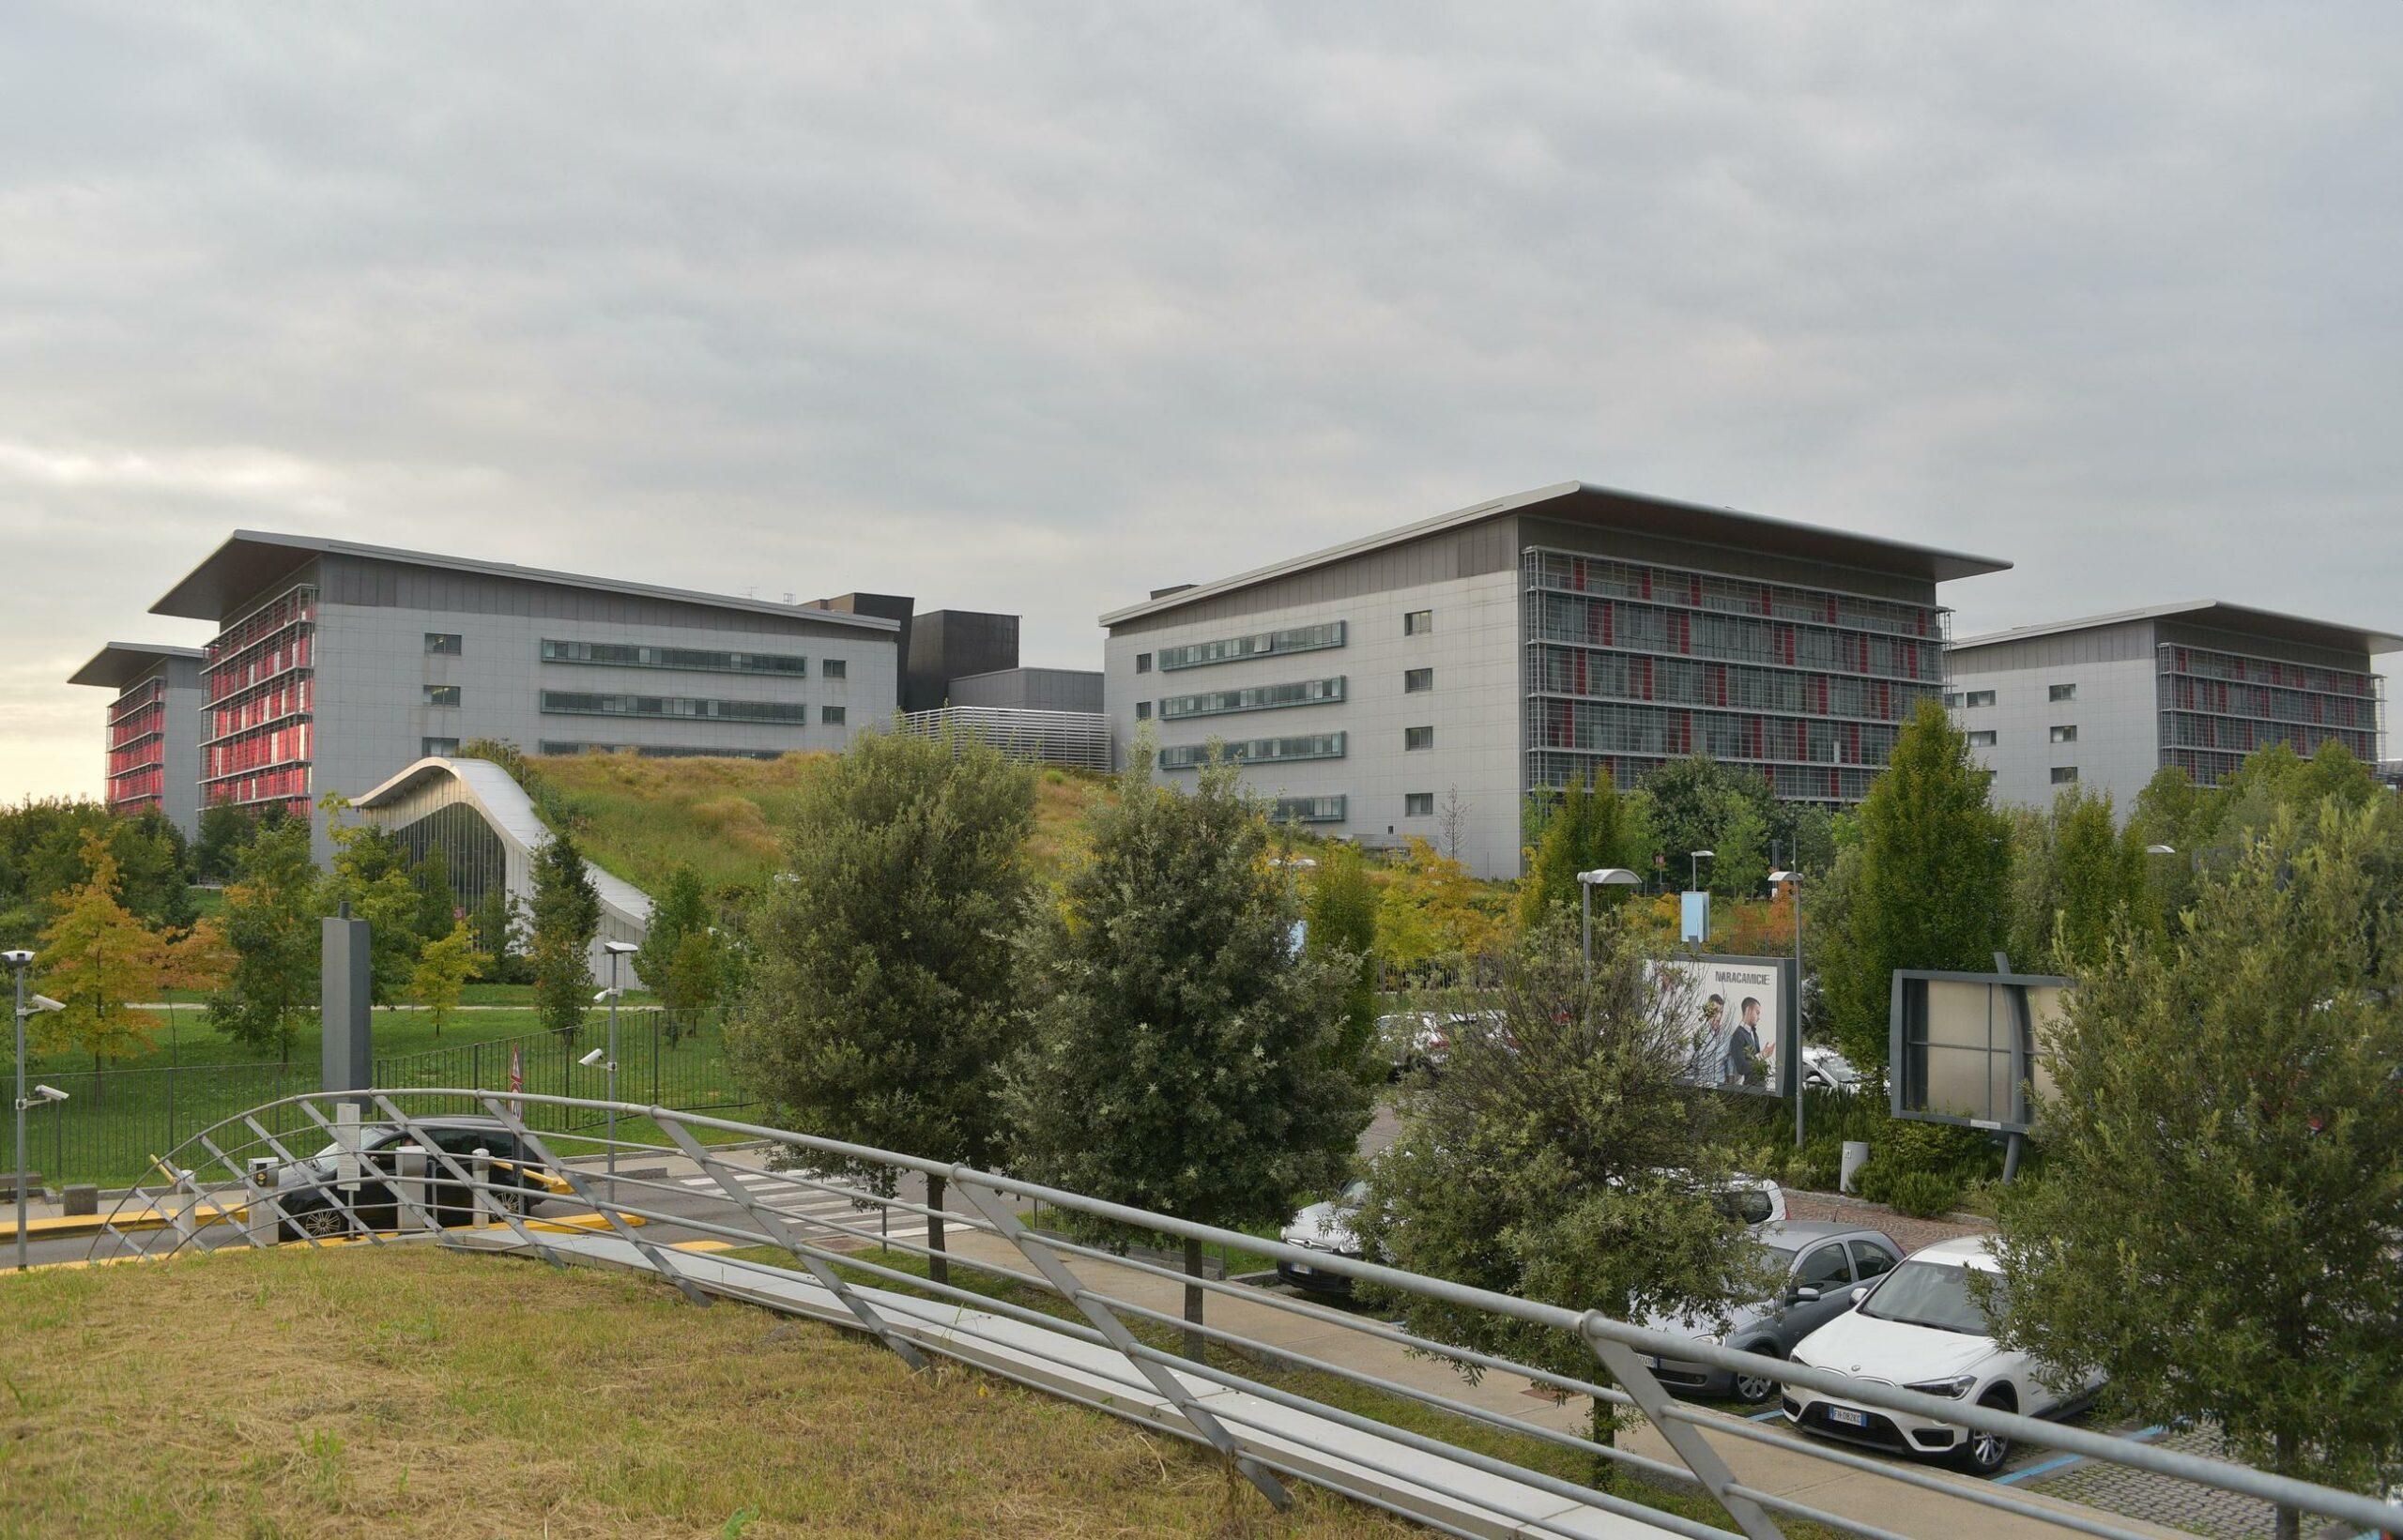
[468,886,524,982]
[1714,793,1770,904]
[529,831,602,1039]
[729,728,1036,1285]
[1825,700,2012,1072]
[109,810,196,929]
[1378,837,1509,977]
[408,917,482,1038]
[1006,753,1370,1351]
[1990,802,2403,1540]
[1636,754,1784,898]
[193,802,262,884]
[412,845,459,944]
[635,864,709,999]
[1520,770,1646,929]
[33,836,168,1075]
[1357,914,1777,1479]
[1302,842,1380,1077]
[2008,786,2157,972]
[207,820,320,1063]
[318,797,423,1009]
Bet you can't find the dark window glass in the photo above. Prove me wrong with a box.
[1403,792,1433,816]
[1136,653,1153,673]
[2049,682,2077,702]
[822,658,846,680]
[424,685,461,707]
[1848,1241,1899,1280]
[1796,1243,1853,1289]
[421,737,460,757]
[1134,701,1152,721]
[1404,725,1433,751]
[1403,610,1433,635]
[2051,766,2080,784]
[821,705,846,725]
[424,633,463,655]
[1404,667,1434,693]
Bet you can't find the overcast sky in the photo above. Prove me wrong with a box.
[6,3,2398,803]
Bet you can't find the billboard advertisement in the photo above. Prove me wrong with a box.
[1888,968,2074,1134]
[1649,954,1797,1098]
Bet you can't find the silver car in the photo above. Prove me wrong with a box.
[1638,1220,1903,1402]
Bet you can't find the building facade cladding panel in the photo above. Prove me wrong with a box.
[2151,620,2385,786]
[1518,542,1947,803]
[291,553,898,860]
[99,654,205,834]
[198,575,321,820]
[1104,560,1526,877]
[944,665,1106,712]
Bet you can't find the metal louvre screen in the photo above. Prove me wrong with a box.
[897,707,1113,771]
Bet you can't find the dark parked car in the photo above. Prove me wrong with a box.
[1637,1220,1903,1402]
[273,1118,557,1240]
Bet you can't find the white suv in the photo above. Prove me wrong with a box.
[1783,1235,2101,1474]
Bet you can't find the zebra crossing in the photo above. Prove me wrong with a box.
[671,1166,929,1249]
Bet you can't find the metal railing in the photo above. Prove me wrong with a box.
[84,1090,2403,1540]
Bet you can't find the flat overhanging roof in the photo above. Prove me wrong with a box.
[149,530,902,633]
[1952,601,2403,658]
[67,641,206,689]
[1100,481,2011,627]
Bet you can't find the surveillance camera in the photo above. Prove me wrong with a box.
[27,995,65,1014]
[33,1085,68,1104]
[578,1048,606,1067]
[0,949,33,968]
[591,989,612,1003]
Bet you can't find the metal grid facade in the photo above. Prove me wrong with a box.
[1522,547,1948,800]
[199,582,319,817]
[104,675,169,815]
[2156,641,2386,785]
[897,706,1113,772]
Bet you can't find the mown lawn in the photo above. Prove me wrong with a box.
[0,1244,1409,1538]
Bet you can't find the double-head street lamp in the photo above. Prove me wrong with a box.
[597,939,640,1178]
[1575,868,1643,977]
[7,949,68,1272]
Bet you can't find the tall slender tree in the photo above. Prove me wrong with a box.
[729,727,1036,1285]
[1302,842,1381,1077]
[529,831,602,1039]
[1520,770,1645,929]
[1825,700,2012,1072]
[207,820,320,1064]
[33,835,168,1075]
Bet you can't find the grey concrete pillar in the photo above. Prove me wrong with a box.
[321,910,374,1107]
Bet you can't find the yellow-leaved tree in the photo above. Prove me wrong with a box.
[409,917,483,1038]
[34,835,171,1081]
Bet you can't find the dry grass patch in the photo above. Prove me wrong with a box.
[0,1245,1412,1539]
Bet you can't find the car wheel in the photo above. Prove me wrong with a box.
[499,1184,530,1216]
[1960,1391,2013,1476]
[1730,1349,1782,1405]
[295,1206,349,1239]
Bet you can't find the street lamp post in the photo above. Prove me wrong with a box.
[1769,871,1804,1151]
[598,940,640,1180]
[1575,869,1643,979]
[1689,849,1715,892]
[8,950,67,1273]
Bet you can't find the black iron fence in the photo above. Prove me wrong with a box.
[18,1011,751,1191]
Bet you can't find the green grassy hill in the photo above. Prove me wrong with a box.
[525,750,1118,895]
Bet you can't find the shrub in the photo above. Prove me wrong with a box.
[1879,1168,1966,1218]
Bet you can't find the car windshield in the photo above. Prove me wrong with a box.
[1715,1186,1774,1225]
[1860,1260,1997,1334]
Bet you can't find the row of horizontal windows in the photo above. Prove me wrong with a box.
[539,691,845,725]
[1968,726,2077,746]
[540,638,834,677]
[2159,644,2380,699]
[2157,714,2375,756]
[1154,621,1346,672]
[2162,676,2380,731]
[1522,548,1942,639]
[1160,677,1346,720]
[1527,750,1882,803]
[1528,592,1942,683]
[1159,733,1347,770]
[1949,684,2076,709]
[537,740,790,761]
[1269,795,1346,824]
[1529,646,1936,724]
[1530,700,1902,767]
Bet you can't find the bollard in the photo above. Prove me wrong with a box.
[166,1168,200,1244]
[396,1146,426,1233]
[471,1147,495,1230]
[333,1104,363,1235]
[248,1157,283,1245]
[1840,1140,1870,1196]
[61,1183,98,1217]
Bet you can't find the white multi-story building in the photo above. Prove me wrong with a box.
[1948,602,2397,812]
[1101,481,2010,878]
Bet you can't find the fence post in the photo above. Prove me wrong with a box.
[651,1014,661,1107]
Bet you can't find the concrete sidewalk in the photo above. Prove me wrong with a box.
[916,1212,2180,1540]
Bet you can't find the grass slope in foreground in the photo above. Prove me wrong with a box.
[0,1245,1407,1539]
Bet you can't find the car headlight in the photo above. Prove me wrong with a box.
[1905,1375,1977,1399]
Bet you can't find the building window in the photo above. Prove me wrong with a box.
[1268,795,1346,825]
[2051,766,2079,785]
[1155,623,1343,672]
[1943,692,1963,709]
[540,638,807,676]
[822,658,846,680]
[1404,725,1433,751]
[1135,700,1152,721]
[540,691,813,724]
[1159,677,1345,720]
[424,685,461,707]
[1403,610,1433,636]
[421,737,459,757]
[1403,667,1434,694]
[1403,792,1434,817]
[1967,730,1997,747]
[2050,724,2077,743]
[1136,653,1154,674]
[1963,690,1996,708]
[822,706,847,725]
[1159,732,1344,770]
[424,633,463,655]
[2049,682,2077,702]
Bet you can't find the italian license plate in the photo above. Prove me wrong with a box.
[1638,1355,1661,1369]
[1289,1262,1312,1275]
[1828,1406,1869,1428]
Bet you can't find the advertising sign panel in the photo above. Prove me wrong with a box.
[1648,953,1797,1098]
[1888,968,2073,1134]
